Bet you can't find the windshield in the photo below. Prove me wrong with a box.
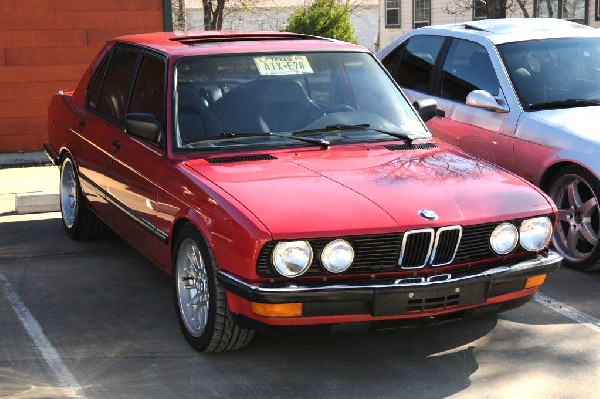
[498,37,600,111]
[174,51,427,151]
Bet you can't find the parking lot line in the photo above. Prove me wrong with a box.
[0,274,87,397]
[534,292,600,333]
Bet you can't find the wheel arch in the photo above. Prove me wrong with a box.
[540,161,588,192]
[170,213,213,272]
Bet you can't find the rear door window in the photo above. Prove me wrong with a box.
[394,35,446,92]
[96,47,139,124]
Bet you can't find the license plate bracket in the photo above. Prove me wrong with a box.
[372,283,487,316]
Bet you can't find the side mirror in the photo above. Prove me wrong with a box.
[125,113,162,143]
[413,99,438,122]
[466,90,509,113]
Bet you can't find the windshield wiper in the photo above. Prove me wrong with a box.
[293,124,423,144]
[529,98,600,110]
[219,131,330,149]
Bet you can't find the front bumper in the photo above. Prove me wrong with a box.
[218,250,561,317]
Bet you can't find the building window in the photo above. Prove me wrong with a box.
[535,0,587,24]
[386,0,400,27]
[473,0,488,19]
[414,0,431,28]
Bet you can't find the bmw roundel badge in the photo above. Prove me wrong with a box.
[419,209,439,221]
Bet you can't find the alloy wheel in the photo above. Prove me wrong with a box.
[550,173,600,263]
[176,238,210,337]
[60,158,78,229]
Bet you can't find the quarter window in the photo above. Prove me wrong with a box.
[394,35,445,92]
[97,48,138,124]
[87,52,111,110]
[386,0,400,27]
[440,39,500,102]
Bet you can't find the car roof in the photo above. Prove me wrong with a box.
[113,31,366,57]
[412,18,600,45]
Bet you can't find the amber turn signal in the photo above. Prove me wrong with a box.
[251,302,303,317]
[525,274,547,289]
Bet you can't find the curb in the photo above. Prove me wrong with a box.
[15,192,60,214]
[0,151,51,169]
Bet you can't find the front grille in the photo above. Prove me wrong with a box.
[399,229,434,268]
[256,217,550,277]
[398,226,462,269]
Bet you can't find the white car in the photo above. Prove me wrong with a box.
[377,18,600,271]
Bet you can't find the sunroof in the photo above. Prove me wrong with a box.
[170,33,325,45]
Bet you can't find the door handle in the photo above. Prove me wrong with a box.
[111,140,121,152]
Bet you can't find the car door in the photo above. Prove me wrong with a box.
[77,46,139,222]
[386,35,519,171]
[106,52,169,265]
[426,38,518,170]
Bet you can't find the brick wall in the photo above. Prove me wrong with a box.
[0,0,165,152]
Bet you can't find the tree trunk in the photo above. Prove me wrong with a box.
[203,0,213,30]
[545,0,554,17]
[516,0,530,17]
[203,0,227,30]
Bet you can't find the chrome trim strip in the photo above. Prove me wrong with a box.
[79,173,169,243]
[431,225,463,267]
[398,228,434,269]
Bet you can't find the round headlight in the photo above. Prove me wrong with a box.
[272,241,313,278]
[490,223,518,255]
[520,217,553,251]
[321,239,354,273]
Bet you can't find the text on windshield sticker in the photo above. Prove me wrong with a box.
[254,55,313,75]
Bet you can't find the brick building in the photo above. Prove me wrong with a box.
[0,0,167,153]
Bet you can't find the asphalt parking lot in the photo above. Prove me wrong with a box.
[1,211,600,398]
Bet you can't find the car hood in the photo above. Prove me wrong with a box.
[519,107,600,147]
[184,143,553,239]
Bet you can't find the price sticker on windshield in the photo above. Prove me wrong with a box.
[254,55,313,75]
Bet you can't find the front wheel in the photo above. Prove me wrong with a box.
[173,224,255,352]
[548,165,600,271]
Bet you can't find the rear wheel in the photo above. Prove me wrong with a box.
[548,165,600,271]
[59,156,108,239]
[173,224,254,352]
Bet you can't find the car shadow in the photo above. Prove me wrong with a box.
[1,215,598,398]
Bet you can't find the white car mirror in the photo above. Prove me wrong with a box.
[466,90,509,113]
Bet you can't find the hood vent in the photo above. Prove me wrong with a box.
[385,143,438,151]
[206,154,277,164]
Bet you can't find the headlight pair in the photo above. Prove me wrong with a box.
[272,239,354,278]
[490,217,552,255]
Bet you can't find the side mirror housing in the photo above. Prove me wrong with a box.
[413,99,438,122]
[466,90,509,113]
[125,113,162,143]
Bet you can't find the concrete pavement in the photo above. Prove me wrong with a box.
[0,151,59,215]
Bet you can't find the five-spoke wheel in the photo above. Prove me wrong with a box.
[549,166,600,271]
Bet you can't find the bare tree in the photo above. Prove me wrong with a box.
[442,0,531,19]
[172,0,187,31]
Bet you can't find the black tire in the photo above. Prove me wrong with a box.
[173,224,255,352]
[547,165,600,271]
[59,155,109,240]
